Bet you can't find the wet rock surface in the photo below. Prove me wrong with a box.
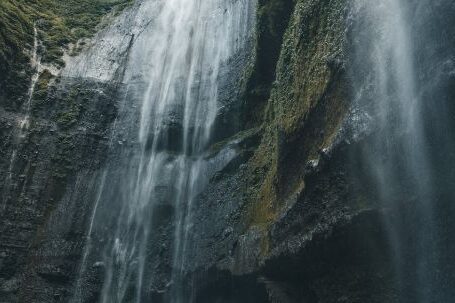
[1,0,455,302]
[0,77,123,302]
[176,0,455,302]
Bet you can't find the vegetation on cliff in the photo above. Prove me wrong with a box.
[243,0,295,126]
[245,0,349,233]
[0,0,132,109]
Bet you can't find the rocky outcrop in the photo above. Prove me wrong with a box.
[179,0,383,300]
[179,0,455,302]
[0,1,133,301]
[2,0,455,302]
[0,76,125,301]
[0,0,389,301]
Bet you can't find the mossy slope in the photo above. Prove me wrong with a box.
[245,0,349,232]
[0,0,132,109]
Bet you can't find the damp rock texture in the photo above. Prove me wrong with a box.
[1,0,455,303]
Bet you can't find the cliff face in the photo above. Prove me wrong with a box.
[182,0,390,301]
[0,1,131,301]
[179,0,455,301]
[1,0,455,302]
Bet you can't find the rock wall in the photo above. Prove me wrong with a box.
[0,1,133,301]
[1,0,455,302]
[183,0,455,301]
[181,0,391,301]
[0,78,123,301]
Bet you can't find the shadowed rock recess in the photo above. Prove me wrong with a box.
[1,0,455,302]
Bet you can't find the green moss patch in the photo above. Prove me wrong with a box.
[242,0,350,234]
[242,0,296,127]
[0,0,133,108]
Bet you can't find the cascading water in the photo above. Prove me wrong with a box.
[350,0,451,301]
[71,0,255,302]
[1,25,42,212]
[21,25,42,132]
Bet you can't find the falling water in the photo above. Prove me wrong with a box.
[72,0,255,302]
[2,25,42,211]
[21,25,42,132]
[351,0,437,301]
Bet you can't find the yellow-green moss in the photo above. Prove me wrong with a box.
[55,86,83,129]
[0,0,133,108]
[243,0,349,237]
[51,134,76,180]
[242,0,296,127]
[0,0,130,62]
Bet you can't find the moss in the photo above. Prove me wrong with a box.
[56,110,79,129]
[30,69,59,115]
[51,134,76,180]
[36,69,53,90]
[0,0,133,108]
[208,127,261,157]
[0,1,33,109]
[55,86,83,129]
[242,0,349,236]
[241,0,296,128]
[31,69,54,102]
[34,0,133,62]
[35,0,134,61]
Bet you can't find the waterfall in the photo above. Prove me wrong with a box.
[21,25,42,132]
[71,0,255,302]
[350,0,439,301]
[1,25,42,212]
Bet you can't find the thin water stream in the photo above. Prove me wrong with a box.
[2,25,42,212]
[21,26,42,132]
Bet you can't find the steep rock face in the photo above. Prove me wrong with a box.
[247,0,349,230]
[182,0,376,301]
[2,0,257,302]
[182,0,455,302]
[0,1,133,301]
[1,0,455,302]
[0,0,133,110]
[1,0,378,301]
[0,78,123,301]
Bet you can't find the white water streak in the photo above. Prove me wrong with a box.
[68,0,255,302]
[353,0,434,300]
[21,26,42,132]
[2,25,42,212]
